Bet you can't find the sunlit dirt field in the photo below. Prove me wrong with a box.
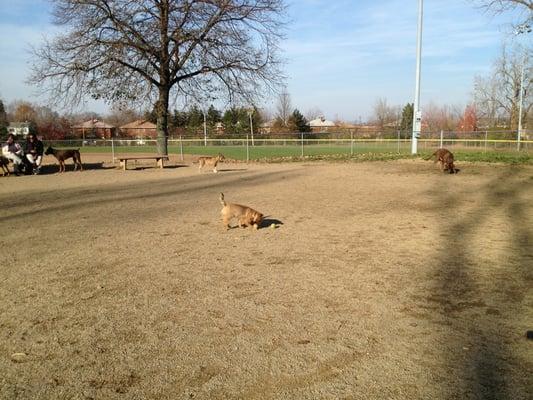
[1,156,532,399]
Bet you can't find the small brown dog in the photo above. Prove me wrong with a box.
[220,193,263,230]
[0,156,10,176]
[198,153,225,173]
[426,148,457,174]
[45,146,83,173]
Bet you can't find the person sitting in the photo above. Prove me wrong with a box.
[25,133,44,174]
[2,134,24,175]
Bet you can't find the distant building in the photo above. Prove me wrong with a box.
[7,122,31,137]
[215,122,224,134]
[72,119,116,139]
[309,116,336,132]
[259,120,274,134]
[120,119,157,138]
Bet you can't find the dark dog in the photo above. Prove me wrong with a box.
[0,156,10,176]
[425,148,458,174]
[44,146,83,173]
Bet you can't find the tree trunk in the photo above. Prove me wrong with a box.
[156,87,169,155]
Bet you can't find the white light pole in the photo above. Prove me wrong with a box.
[515,23,530,151]
[411,0,424,154]
[517,56,525,151]
[203,109,207,146]
[248,108,255,146]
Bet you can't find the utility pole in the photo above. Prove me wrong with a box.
[248,108,255,146]
[203,109,207,146]
[411,0,424,154]
[514,23,530,151]
[517,56,525,151]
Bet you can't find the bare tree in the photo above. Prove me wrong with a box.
[106,105,142,129]
[275,88,292,126]
[475,0,533,27]
[422,102,462,134]
[372,97,398,129]
[473,45,532,129]
[29,0,287,155]
[305,107,323,121]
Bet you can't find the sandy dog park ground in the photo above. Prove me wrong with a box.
[1,155,532,399]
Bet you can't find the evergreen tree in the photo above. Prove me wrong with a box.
[289,108,310,132]
[222,107,252,134]
[170,109,188,129]
[250,107,263,135]
[206,105,222,129]
[0,99,8,137]
[186,105,204,135]
[400,103,414,135]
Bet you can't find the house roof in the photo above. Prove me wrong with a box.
[72,119,115,129]
[309,117,336,127]
[120,119,156,129]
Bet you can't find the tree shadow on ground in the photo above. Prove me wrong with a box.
[421,169,532,399]
[0,168,302,224]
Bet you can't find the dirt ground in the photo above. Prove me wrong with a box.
[0,155,532,400]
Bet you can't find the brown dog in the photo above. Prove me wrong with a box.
[0,156,10,176]
[426,148,457,174]
[45,146,83,173]
[220,193,263,230]
[198,153,225,173]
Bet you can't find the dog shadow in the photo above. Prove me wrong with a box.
[36,162,113,175]
[444,168,460,174]
[259,218,284,229]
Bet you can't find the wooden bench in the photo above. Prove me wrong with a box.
[117,156,169,171]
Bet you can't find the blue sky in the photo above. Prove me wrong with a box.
[0,0,524,120]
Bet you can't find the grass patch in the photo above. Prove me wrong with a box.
[73,144,533,164]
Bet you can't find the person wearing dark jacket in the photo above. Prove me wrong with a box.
[25,133,44,174]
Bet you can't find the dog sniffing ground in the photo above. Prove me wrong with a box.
[1,159,532,400]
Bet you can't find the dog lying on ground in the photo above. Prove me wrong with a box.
[0,156,10,176]
[198,153,225,173]
[44,146,83,173]
[425,148,458,174]
[220,192,263,230]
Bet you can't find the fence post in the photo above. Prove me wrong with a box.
[111,138,115,163]
[351,130,354,156]
[484,131,488,153]
[439,130,443,149]
[301,132,304,158]
[179,135,184,161]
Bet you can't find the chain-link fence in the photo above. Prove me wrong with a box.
[41,129,532,161]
